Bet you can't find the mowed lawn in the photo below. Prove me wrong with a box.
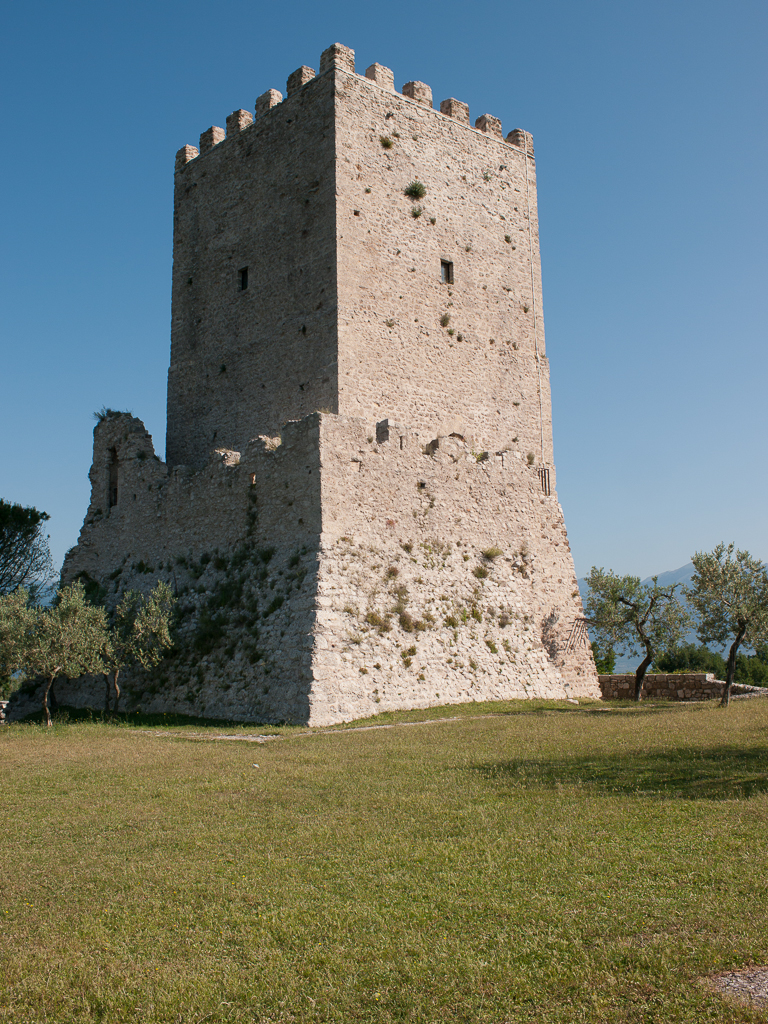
[3,700,768,1023]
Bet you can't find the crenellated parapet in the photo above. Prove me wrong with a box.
[173,43,535,172]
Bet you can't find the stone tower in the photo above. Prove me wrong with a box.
[60,44,600,725]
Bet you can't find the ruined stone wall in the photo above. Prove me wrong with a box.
[167,72,338,467]
[49,411,597,726]
[334,69,551,464]
[599,673,743,701]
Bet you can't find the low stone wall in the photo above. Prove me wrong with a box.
[599,673,744,701]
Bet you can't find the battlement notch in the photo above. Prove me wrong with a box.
[226,109,253,135]
[506,129,534,156]
[365,63,395,91]
[319,43,355,74]
[199,125,225,153]
[475,113,503,138]
[256,89,283,115]
[402,81,432,107]
[440,98,470,124]
[175,144,199,171]
[286,66,315,95]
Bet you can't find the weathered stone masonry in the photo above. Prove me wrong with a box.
[54,43,600,724]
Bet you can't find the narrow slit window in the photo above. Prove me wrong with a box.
[539,467,551,496]
[108,448,119,508]
[440,260,454,284]
[238,266,249,291]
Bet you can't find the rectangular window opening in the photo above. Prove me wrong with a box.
[238,267,249,291]
[539,467,551,497]
[440,260,454,284]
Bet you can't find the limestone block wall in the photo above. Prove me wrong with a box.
[167,72,338,467]
[334,68,551,463]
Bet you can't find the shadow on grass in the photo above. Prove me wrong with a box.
[7,705,293,731]
[472,745,768,800]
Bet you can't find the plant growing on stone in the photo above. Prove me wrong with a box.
[379,136,393,149]
[404,180,426,200]
[584,568,692,701]
[688,543,768,707]
[102,582,176,713]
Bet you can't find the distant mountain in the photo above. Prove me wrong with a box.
[577,564,695,673]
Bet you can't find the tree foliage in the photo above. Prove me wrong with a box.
[24,582,108,726]
[653,641,768,687]
[590,640,616,674]
[102,582,176,712]
[584,568,692,700]
[689,543,768,706]
[0,587,37,698]
[0,578,176,719]
[0,499,55,601]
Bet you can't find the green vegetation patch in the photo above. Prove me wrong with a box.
[2,700,768,1022]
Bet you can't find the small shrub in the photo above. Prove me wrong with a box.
[473,566,489,579]
[380,136,393,149]
[359,667,368,675]
[505,234,512,243]
[264,595,284,617]
[471,607,482,622]
[385,566,399,579]
[444,615,458,628]
[404,180,426,199]
[482,547,503,561]
[447,329,455,336]
[527,452,535,466]
[411,206,423,219]
[365,610,391,633]
[486,639,498,654]
[429,217,436,225]
[440,313,451,327]
[384,319,395,328]
[399,611,415,632]
[401,541,413,553]
[523,304,530,313]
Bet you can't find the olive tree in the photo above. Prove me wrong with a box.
[0,587,37,698]
[688,543,768,707]
[585,568,692,701]
[25,582,108,726]
[103,582,176,712]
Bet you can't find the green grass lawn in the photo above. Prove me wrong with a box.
[3,699,768,1023]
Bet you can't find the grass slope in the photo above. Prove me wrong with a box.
[3,700,768,1023]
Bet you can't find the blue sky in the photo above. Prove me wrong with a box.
[1,0,765,579]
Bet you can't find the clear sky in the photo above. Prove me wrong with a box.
[1,0,765,580]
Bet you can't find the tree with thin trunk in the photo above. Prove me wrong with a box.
[25,582,108,726]
[688,544,768,707]
[103,582,176,713]
[585,568,692,701]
